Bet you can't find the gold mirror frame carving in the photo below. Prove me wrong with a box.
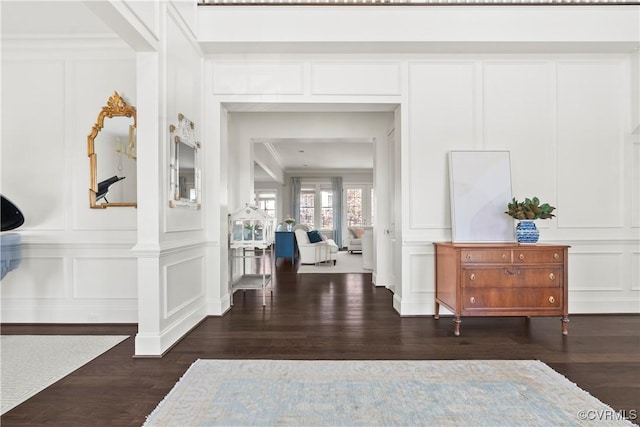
[88,91,137,208]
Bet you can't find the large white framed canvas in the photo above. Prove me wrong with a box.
[449,150,514,242]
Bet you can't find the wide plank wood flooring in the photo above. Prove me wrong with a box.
[2,257,639,426]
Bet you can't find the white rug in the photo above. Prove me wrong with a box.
[143,359,635,426]
[0,335,128,414]
[297,251,371,274]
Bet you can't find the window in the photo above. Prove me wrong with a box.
[370,187,375,226]
[254,190,277,219]
[321,190,333,229]
[346,188,363,226]
[344,185,373,226]
[299,190,315,227]
[298,183,333,230]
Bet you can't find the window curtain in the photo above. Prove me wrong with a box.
[332,177,343,248]
[291,177,301,225]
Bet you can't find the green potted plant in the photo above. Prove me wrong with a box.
[505,197,555,243]
[284,217,295,231]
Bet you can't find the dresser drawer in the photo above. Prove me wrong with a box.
[462,267,563,288]
[513,248,564,264]
[462,287,563,310]
[461,249,510,264]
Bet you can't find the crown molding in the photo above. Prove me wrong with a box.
[1,34,130,51]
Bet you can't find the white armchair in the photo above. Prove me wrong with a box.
[347,226,373,254]
[293,225,339,265]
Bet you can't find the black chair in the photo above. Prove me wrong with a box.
[96,176,126,203]
[1,195,24,231]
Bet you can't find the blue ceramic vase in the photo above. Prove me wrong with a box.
[516,220,539,243]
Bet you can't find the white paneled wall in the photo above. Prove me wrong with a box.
[2,60,67,231]
[557,61,626,229]
[482,62,555,204]
[210,53,638,316]
[407,62,476,231]
[134,4,208,357]
[212,62,304,95]
[1,44,138,323]
[165,9,205,234]
[311,62,401,95]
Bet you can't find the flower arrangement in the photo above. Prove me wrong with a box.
[284,218,295,225]
[506,197,556,220]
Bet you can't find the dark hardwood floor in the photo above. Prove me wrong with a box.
[2,257,639,426]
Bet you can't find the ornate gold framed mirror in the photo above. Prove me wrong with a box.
[88,92,137,208]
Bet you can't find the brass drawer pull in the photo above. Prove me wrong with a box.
[469,273,476,281]
[466,254,472,260]
[548,296,555,304]
[519,253,525,260]
[470,297,476,304]
[553,253,560,259]
[501,253,507,260]
[549,273,556,280]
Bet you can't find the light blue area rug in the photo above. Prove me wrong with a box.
[0,335,128,414]
[297,252,369,274]
[143,359,634,426]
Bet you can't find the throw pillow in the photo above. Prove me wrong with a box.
[307,230,323,243]
[354,227,365,238]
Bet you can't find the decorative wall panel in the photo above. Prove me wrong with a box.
[408,62,475,229]
[72,58,137,231]
[0,257,66,299]
[483,62,555,203]
[631,252,639,291]
[166,12,204,232]
[408,253,434,293]
[212,63,304,95]
[73,257,137,299]
[1,60,66,231]
[569,251,624,291]
[311,62,400,95]
[165,256,205,318]
[557,61,625,228]
[632,142,639,228]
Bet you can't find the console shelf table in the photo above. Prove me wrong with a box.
[433,242,570,336]
[275,231,297,265]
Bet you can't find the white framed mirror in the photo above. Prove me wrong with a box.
[169,113,200,209]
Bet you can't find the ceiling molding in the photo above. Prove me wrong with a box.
[262,141,285,169]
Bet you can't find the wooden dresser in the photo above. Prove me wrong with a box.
[433,242,569,336]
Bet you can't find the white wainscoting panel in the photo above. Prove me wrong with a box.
[408,253,435,293]
[483,62,555,201]
[569,251,624,292]
[72,257,138,299]
[164,256,205,318]
[310,62,401,95]
[165,11,204,233]
[2,60,66,231]
[212,62,304,95]
[408,62,475,230]
[72,58,137,231]
[632,252,639,291]
[632,141,639,228]
[0,257,66,299]
[556,61,625,229]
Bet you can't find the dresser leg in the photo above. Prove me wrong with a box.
[561,315,569,335]
[434,301,440,320]
[453,317,461,336]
